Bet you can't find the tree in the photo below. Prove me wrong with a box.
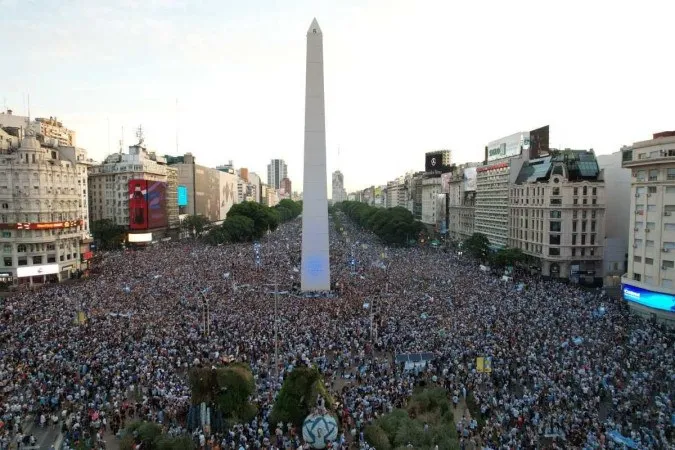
[228,202,278,238]
[491,247,527,268]
[463,232,491,261]
[339,201,423,246]
[364,387,458,450]
[120,422,194,450]
[188,363,257,424]
[181,214,209,238]
[90,219,125,250]
[270,366,335,428]
[221,215,255,243]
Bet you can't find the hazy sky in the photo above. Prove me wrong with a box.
[1,0,674,193]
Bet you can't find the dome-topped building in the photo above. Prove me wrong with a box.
[0,126,89,285]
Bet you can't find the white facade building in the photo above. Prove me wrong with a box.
[421,176,442,226]
[0,132,87,284]
[88,144,171,227]
[621,131,675,323]
[331,170,347,203]
[446,165,477,241]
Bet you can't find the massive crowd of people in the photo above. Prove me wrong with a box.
[0,214,673,449]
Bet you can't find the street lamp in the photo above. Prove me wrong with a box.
[199,289,210,337]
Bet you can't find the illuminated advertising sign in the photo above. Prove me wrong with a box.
[178,185,188,206]
[425,152,450,173]
[0,220,82,230]
[486,132,529,162]
[529,125,549,159]
[17,264,60,278]
[147,181,168,229]
[463,167,477,191]
[128,232,153,243]
[129,180,148,230]
[622,283,675,312]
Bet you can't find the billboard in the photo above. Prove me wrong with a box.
[463,167,477,191]
[147,181,168,229]
[219,171,238,220]
[128,232,153,243]
[195,166,221,222]
[177,185,188,206]
[129,180,148,230]
[0,219,82,230]
[622,283,675,312]
[529,125,550,159]
[486,132,529,162]
[17,264,59,278]
[425,152,447,172]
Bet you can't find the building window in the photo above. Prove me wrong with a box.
[1,203,7,209]
[668,168,675,180]
[47,255,56,263]
[549,234,561,245]
[573,187,578,196]
[572,248,576,256]
[634,255,642,263]
[648,186,657,193]
[649,169,659,181]
[550,210,561,219]
[17,257,27,266]
[633,273,641,281]
[636,170,646,181]
[591,234,596,245]
[549,247,560,256]
[663,260,674,269]
[635,238,643,247]
[581,235,586,245]
[550,198,562,205]
[17,244,26,253]
[572,234,577,245]
[552,187,560,196]
[32,255,42,264]
[645,257,654,265]
[3,257,11,267]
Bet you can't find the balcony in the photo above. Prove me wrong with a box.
[622,148,675,168]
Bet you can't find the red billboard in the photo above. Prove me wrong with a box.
[129,180,148,230]
[0,219,82,230]
[147,181,168,229]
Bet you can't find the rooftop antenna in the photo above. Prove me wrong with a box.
[107,117,111,155]
[175,98,179,155]
[119,126,124,154]
[136,125,145,146]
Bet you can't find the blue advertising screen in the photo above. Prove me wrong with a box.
[622,283,675,312]
[177,186,188,206]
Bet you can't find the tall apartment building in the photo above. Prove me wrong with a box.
[89,143,177,230]
[267,159,287,190]
[0,131,88,285]
[0,111,76,148]
[509,150,605,284]
[597,151,631,286]
[386,178,407,209]
[166,153,220,222]
[446,165,478,241]
[331,170,347,204]
[421,176,442,226]
[621,131,675,323]
[475,132,532,248]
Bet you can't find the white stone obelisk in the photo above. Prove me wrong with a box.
[301,18,331,292]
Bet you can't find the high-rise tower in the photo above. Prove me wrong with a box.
[301,18,331,292]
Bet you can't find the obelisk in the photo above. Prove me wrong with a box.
[301,18,331,292]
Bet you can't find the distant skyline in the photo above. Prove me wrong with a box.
[2,0,674,194]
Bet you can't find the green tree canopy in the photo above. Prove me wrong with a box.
[364,387,458,450]
[221,215,255,243]
[490,246,528,268]
[120,422,194,450]
[270,366,335,428]
[188,363,257,423]
[463,232,491,261]
[91,219,125,250]
[228,201,279,238]
[181,214,209,238]
[339,201,423,245]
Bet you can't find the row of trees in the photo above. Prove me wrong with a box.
[338,201,424,245]
[90,200,303,249]
[121,363,333,450]
[462,232,532,268]
[205,199,302,244]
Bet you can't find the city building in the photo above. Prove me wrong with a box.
[216,166,239,220]
[267,159,288,190]
[89,139,178,235]
[445,164,478,241]
[597,151,631,287]
[166,153,220,222]
[475,131,534,248]
[621,131,675,324]
[0,111,76,147]
[331,170,347,204]
[410,172,425,220]
[509,150,605,285]
[280,177,292,198]
[385,177,407,209]
[248,172,262,203]
[0,130,88,285]
[421,176,442,226]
